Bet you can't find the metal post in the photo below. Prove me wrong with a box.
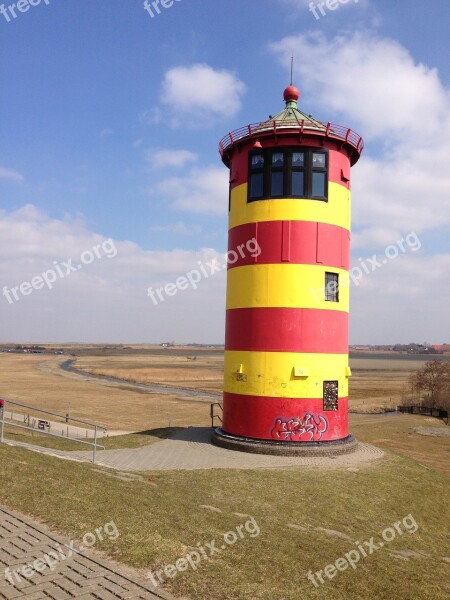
[0,400,5,443]
[93,425,97,464]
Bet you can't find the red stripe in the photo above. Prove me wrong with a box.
[229,140,351,190]
[222,392,348,441]
[227,220,349,270]
[225,308,348,353]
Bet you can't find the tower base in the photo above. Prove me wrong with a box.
[212,428,358,457]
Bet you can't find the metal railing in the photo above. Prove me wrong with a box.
[210,402,223,428]
[0,398,106,463]
[219,119,364,157]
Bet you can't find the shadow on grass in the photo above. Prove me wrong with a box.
[3,426,215,452]
[101,427,195,450]
[139,426,215,446]
[113,426,215,447]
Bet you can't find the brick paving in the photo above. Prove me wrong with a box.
[5,427,384,472]
[0,507,175,600]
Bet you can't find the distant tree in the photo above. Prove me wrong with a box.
[411,359,450,408]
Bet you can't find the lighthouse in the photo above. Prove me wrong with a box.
[213,83,364,455]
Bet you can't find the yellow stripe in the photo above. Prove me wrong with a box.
[229,182,351,230]
[224,350,349,398]
[226,264,349,311]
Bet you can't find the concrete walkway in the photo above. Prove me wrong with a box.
[5,428,384,472]
[0,506,176,600]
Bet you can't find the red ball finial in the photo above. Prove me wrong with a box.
[283,85,300,103]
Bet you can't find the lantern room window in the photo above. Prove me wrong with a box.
[248,147,328,202]
[249,154,265,199]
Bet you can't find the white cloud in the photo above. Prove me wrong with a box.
[149,221,202,236]
[1,205,448,344]
[350,252,450,344]
[152,165,228,216]
[160,64,246,125]
[0,166,24,183]
[146,148,198,169]
[271,32,448,141]
[267,30,450,341]
[270,31,450,245]
[0,205,226,343]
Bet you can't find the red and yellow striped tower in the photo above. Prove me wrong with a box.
[213,84,364,455]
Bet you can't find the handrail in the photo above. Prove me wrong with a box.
[0,398,106,464]
[0,398,106,429]
[210,402,223,428]
[219,119,364,157]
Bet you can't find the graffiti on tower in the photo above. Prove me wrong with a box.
[270,414,328,442]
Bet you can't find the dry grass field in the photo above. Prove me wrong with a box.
[1,348,449,600]
[0,349,436,432]
[0,352,212,431]
[74,353,224,393]
[1,348,447,474]
[73,352,433,412]
[348,356,428,410]
[62,351,431,413]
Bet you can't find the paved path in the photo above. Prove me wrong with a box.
[0,506,176,600]
[1,408,107,441]
[5,428,384,472]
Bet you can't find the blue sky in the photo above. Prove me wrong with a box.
[1,0,449,343]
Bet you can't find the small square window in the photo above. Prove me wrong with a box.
[313,153,326,168]
[292,152,304,166]
[251,155,264,169]
[325,272,339,302]
[272,153,284,166]
[323,380,338,411]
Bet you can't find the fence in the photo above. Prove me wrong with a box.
[397,405,449,423]
[0,398,106,463]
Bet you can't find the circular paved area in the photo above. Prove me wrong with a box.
[8,428,384,472]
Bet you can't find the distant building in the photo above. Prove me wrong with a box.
[431,344,450,353]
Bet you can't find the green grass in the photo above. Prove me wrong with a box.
[1,426,184,451]
[0,438,449,600]
[350,415,450,476]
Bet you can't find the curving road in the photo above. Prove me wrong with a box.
[60,359,221,401]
